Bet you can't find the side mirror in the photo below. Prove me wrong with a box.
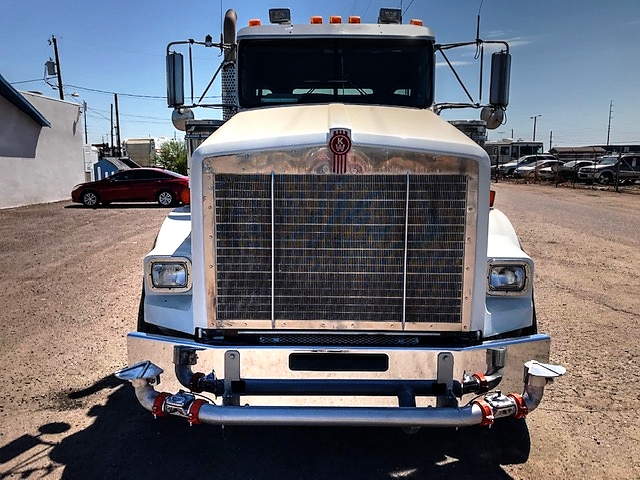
[166,51,185,108]
[489,51,511,108]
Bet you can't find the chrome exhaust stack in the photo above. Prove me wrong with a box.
[521,360,566,413]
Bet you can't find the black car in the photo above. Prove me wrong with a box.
[555,160,596,182]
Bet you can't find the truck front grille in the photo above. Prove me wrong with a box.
[214,174,468,326]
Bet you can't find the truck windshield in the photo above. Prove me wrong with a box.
[238,38,434,109]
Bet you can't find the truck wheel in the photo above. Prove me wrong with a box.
[82,190,100,207]
[598,172,613,185]
[157,190,175,206]
[521,303,538,336]
[136,287,160,334]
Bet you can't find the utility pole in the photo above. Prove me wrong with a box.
[110,104,114,154]
[83,101,88,144]
[530,114,541,141]
[50,35,64,100]
[114,93,122,157]
[606,100,613,145]
[549,131,553,151]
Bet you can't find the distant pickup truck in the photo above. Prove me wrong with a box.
[578,154,640,185]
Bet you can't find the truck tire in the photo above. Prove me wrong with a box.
[136,287,161,334]
[521,302,538,336]
[598,172,613,185]
[137,234,162,334]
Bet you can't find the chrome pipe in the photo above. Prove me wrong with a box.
[522,374,547,413]
[131,379,159,412]
[195,403,485,427]
[521,360,566,413]
[129,379,484,427]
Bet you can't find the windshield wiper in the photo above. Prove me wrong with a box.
[300,79,346,96]
[298,77,372,103]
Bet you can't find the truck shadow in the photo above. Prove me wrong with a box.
[21,377,530,479]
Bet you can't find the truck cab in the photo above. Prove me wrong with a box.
[116,7,563,430]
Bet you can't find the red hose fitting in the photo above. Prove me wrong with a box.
[189,372,206,393]
[152,392,171,418]
[508,393,528,419]
[473,373,488,391]
[187,399,208,425]
[473,399,495,426]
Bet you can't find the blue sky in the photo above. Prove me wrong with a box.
[2,0,639,150]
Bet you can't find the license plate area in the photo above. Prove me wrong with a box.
[289,353,389,372]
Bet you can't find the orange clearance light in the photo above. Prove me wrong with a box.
[409,19,423,26]
[349,16,361,24]
[248,19,262,27]
[489,189,496,207]
[180,189,191,206]
[330,16,342,24]
[310,16,323,24]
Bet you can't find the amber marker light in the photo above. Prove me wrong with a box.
[348,16,361,23]
[330,16,342,24]
[409,19,423,26]
[180,189,191,205]
[489,190,496,207]
[248,19,261,26]
[310,16,323,24]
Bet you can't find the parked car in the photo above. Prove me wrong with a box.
[538,160,596,182]
[71,168,189,207]
[497,154,557,176]
[578,154,640,185]
[512,159,564,179]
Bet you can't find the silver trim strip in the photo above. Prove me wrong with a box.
[271,171,276,327]
[402,172,410,328]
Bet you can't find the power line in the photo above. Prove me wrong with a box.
[9,79,43,85]
[65,83,165,99]
[402,0,416,15]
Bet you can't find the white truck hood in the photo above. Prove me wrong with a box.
[195,104,487,164]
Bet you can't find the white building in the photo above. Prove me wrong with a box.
[0,73,85,209]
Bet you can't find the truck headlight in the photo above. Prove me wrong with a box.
[145,257,192,293]
[487,263,530,295]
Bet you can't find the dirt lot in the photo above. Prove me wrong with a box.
[0,182,639,479]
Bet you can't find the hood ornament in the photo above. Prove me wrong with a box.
[328,128,352,174]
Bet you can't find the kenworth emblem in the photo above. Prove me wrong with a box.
[328,128,352,174]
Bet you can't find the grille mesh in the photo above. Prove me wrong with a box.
[215,174,467,324]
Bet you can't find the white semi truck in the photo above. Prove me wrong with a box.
[116,7,564,430]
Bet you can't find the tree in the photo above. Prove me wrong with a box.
[155,140,188,175]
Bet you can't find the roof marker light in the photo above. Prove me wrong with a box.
[248,19,261,27]
[330,16,342,24]
[310,16,323,24]
[348,16,361,24]
[409,19,423,26]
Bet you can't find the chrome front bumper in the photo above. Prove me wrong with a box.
[116,332,564,428]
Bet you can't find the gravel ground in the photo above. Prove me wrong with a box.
[0,182,638,479]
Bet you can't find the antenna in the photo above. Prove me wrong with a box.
[606,100,613,145]
[475,1,485,102]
